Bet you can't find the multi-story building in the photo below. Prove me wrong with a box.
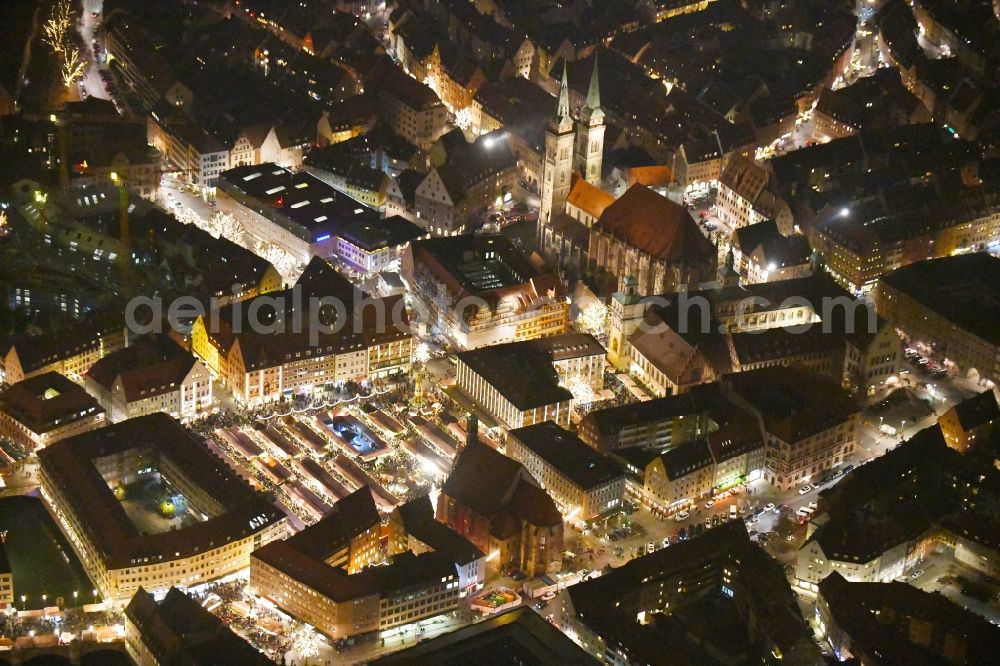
[0,322,126,386]
[147,110,229,193]
[217,163,378,265]
[228,124,310,171]
[415,131,518,235]
[817,571,1000,665]
[0,542,11,608]
[560,522,821,664]
[716,156,793,234]
[538,61,605,229]
[470,76,556,185]
[875,254,1000,386]
[55,102,161,200]
[39,414,288,603]
[191,259,412,404]
[333,216,425,275]
[85,335,213,423]
[403,234,568,349]
[795,424,1000,593]
[376,66,449,150]
[507,421,625,521]
[454,337,598,431]
[636,406,763,514]
[251,488,471,641]
[727,315,902,398]
[723,365,859,490]
[125,587,272,666]
[673,135,725,193]
[809,190,1000,295]
[437,441,563,577]
[0,372,105,452]
[937,390,999,454]
[608,265,869,395]
[105,22,193,111]
[387,495,486,596]
[643,439,715,515]
[303,145,390,210]
[811,68,929,142]
[730,220,813,284]
[578,391,716,453]
[588,184,717,297]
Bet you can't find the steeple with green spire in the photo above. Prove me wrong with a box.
[582,55,604,124]
[557,64,571,118]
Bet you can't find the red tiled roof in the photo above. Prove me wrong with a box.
[595,184,714,263]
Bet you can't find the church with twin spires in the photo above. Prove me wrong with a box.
[538,58,606,232]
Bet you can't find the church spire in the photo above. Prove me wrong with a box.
[557,63,570,121]
[581,55,604,124]
[585,55,601,113]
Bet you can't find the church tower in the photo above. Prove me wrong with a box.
[575,56,605,187]
[539,65,576,234]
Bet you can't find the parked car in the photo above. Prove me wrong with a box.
[764,502,776,512]
[798,484,813,495]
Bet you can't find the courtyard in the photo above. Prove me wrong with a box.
[117,474,205,535]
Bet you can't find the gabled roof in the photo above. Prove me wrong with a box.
[566,179,615,219]
[725,365,859,443]
[732,219,780,255]
[951,390,1000,431]
[442,441,561,529]
[125,587,271,665]
[659,439,713,480]
[594,184,714,264]
[86,334,189,392]
[5,320,122,375]
[371,606,597,664]
[508,422,623,491]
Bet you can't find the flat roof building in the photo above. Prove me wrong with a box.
[217,162,378,265]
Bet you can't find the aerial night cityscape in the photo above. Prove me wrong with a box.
[0,1,999,665]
